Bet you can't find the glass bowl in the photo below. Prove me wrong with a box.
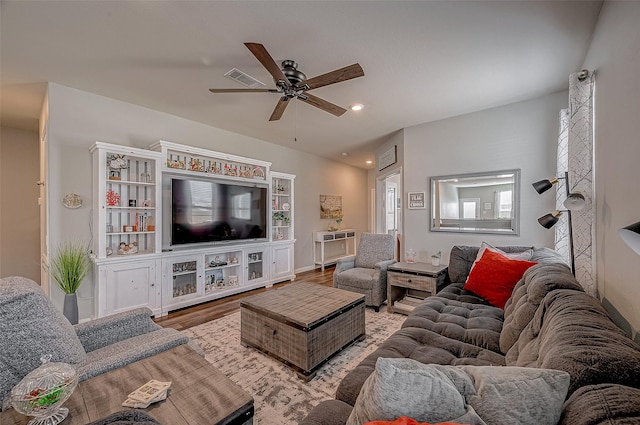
[10,355,78,425]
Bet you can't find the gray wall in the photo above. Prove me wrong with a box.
[395,91,567,263]
[45,83,368,318]
[0,126,40,282]
[582,1,640,338]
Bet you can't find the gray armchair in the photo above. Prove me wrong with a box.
[333,233,396,311]
[0,276,190,410]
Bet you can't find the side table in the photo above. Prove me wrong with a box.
[387,262,448,315]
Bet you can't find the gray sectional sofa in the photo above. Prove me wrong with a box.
[301,245,640,425]
[0,276,191,410]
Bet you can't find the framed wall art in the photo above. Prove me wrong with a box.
[407,192,426,209]
[320,194,342,219]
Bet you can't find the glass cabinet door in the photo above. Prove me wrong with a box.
[170,259,199,300]
[246,249,268,284]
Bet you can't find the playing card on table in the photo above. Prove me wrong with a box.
[127,380,171,403]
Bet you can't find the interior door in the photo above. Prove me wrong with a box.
[39,121,49,295]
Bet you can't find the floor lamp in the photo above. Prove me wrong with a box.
[532,171,586,275]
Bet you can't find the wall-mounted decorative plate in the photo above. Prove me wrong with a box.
[282,203,290,211]
[62,193,82,209]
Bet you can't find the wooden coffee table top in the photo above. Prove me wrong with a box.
[1,345,253,425]
[240,282,365,328]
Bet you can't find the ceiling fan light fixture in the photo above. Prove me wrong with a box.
[350,103,364,111]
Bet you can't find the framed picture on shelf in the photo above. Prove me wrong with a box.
[407,192,426,209]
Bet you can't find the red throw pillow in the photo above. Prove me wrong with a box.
[463,249,537,309]
[365,417,470,425]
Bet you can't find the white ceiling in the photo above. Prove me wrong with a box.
[0,1,602,169]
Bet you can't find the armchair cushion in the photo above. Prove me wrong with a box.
[0,277,87,407]
[75,307,162,352]
[337,268,380,290]
[354,233,396,269]
[78,328,188,380]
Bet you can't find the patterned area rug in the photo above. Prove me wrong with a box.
[182,306,405,425]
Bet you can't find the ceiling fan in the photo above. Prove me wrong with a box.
[209,43,364,121]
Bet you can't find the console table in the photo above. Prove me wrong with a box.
[0,345,254,425]
[387,262,448,315]
[313,229,357,271]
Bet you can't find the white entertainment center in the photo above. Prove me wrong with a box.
[91,140,295,317]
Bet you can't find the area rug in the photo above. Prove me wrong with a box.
[182,306,405,425]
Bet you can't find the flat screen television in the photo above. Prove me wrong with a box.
[165,176,268,249]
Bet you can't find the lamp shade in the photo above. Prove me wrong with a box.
[532,177,559,194]
[563,192,586,211]
[619,221,640,255]
[538,210,562,229]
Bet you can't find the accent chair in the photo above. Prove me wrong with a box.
[333,232,396,311]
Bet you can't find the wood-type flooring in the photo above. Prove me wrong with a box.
[154,266,335,331]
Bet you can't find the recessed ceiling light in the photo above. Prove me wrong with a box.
[366,160,373,164]
[350,104,364,111]
[341,152,348,156]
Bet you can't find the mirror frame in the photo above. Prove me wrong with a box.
[429,169,521,235]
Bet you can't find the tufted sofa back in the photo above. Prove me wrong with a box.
[507,289,640,396]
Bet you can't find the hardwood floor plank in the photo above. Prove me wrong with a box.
[155,267,336,330]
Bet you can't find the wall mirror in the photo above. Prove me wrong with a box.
[430,169,520,235]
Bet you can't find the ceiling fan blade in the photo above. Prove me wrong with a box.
[244,42,291,87]
[302,63,364,90]
[209,88,279,93]
[299,93,347,117]
[269,97,290,121]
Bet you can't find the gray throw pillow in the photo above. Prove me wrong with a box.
[346,358,570,425]
[460,365,570,425]
[346,358,483,425]
[0,277,86,408]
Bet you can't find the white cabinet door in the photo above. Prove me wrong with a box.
[98,259,160,317]
[271,243,295,283]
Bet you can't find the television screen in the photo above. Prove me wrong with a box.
[170,177,267,247]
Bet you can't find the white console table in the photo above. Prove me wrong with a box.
[313,229,357,271]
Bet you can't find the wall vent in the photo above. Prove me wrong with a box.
[224,68,266,88]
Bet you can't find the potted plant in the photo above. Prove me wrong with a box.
[335,215,343,230]
[275,184,286,193]
[431,250,442,266]
[50,241,90,324]
[273,211,286,226]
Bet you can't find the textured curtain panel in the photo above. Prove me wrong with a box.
[555,108,570,267]
[567,70,596,296]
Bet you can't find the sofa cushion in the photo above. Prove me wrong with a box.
[559,384,640,425]
[507,289,640,396]
[335,326,505,406]
[462,249,537,309]
[447,245,534,284]
[0,277,87,408]
[468,242,534,274]
[401,296,504,353]
[500,262,583,353]
[347,358,570,425]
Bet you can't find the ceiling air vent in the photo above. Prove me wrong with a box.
[224,68,266,88]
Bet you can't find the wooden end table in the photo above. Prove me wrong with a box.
[387,262,448,315]
[1,345,254,425]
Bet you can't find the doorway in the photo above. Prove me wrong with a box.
[376,169,402,260]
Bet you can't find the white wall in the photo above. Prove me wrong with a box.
[401,91,568,263]
[582,1,640,338]
[46,83,368,319]
[0,126,41,282]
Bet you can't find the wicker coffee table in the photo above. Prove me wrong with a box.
[240,283,365,381]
